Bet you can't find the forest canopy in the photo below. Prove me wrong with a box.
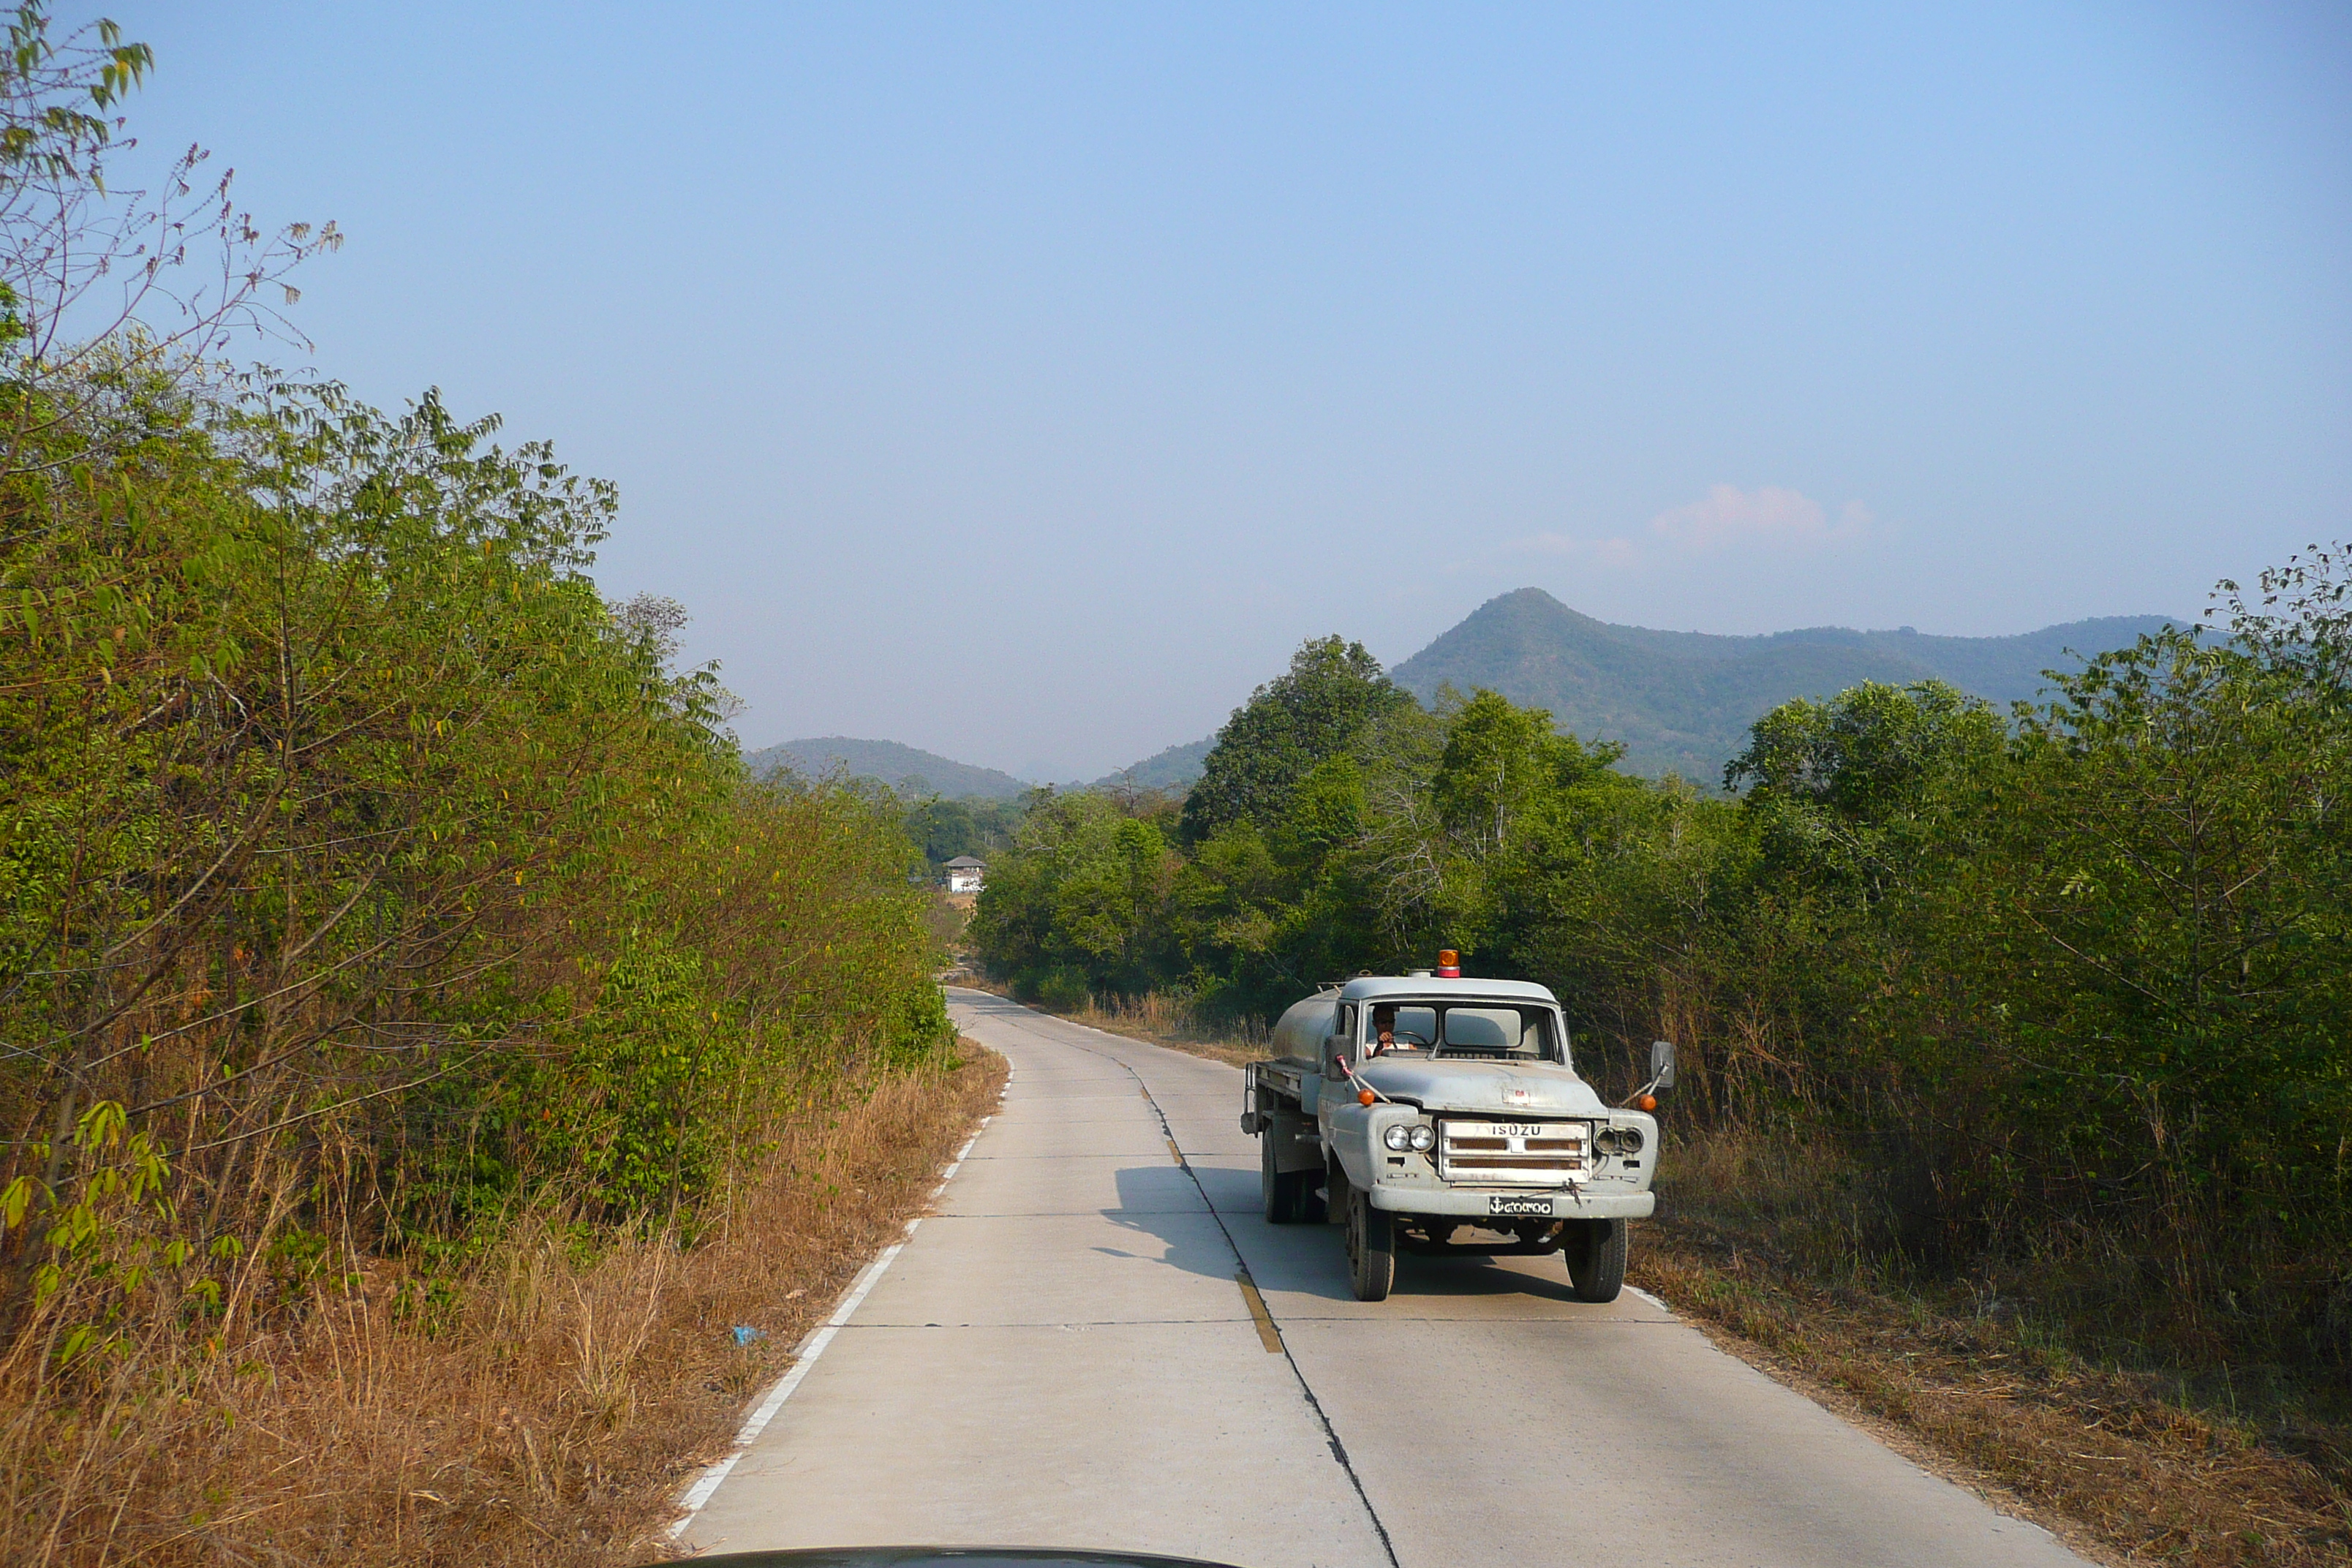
[974,584,2352,1373]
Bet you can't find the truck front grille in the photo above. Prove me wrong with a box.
[1437,1120,1589,1187]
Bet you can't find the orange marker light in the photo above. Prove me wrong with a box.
[1637,1094,1658,1112]
[1436,948,1461,979]
[1359,1088,1376,1107]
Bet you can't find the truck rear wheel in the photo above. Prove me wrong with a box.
[1261,1133,1305,1224]
[1346,1188,1395,1302]
[1565,1218,1627,1303]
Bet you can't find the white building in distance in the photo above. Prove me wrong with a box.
[944,856,986,894]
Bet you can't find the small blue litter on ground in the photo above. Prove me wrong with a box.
[731,1324,762,1346]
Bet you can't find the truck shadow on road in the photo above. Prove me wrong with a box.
[1104,1164,1583,1305]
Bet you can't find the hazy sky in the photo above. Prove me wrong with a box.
[112,3,2351,779]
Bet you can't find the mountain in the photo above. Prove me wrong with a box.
[746,736,1031,800]
[1090,736,1213,793]
[754,596,2179,804]
[1389,589,2179,782]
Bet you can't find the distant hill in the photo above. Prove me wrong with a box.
[746,736,1031,800]
[1390,589,2179,781]
[753,596,2179,804]
[1090,736,1213,793]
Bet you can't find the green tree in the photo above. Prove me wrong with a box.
[968,791,1180,1001]
[1726,679,2004,900]
[0,4,338,477]
[1179,636,1411,842]
[1948,628,2352,1324]
[1432,689,1621,857]
[903,793,1026,867]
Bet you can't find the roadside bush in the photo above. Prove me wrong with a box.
[1031,965,1095,1012]
[0,13,958,1556]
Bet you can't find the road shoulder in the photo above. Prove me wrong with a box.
[1043,1000,2346,1568]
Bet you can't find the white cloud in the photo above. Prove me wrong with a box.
[1480,485,1876,576]
[1646,484,1872,554]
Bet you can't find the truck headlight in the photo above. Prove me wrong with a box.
[1382,1124,1412,1151]
[1596,1126,1645,1156]
[1408,1124,1435,1152]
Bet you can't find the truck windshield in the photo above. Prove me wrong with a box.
[1371,1003,1561,1063]
[1436,1006,1557,1060]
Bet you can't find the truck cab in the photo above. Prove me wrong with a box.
[1241,970,1659,1303]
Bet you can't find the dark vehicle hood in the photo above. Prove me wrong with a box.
[653,1549,1243,1568]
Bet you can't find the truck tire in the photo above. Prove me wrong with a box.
[1261,1133,1305,1224]
[1566,1218,1627,1303]
[1346,1188,1395,1302]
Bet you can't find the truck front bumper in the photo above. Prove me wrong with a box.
[1368,1184,1655,1221]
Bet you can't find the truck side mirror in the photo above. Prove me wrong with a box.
[1648,1039,1676,1091]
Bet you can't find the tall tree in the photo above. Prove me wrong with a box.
[1179,636,1411,842]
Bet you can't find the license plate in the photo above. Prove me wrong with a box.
[1488,1195,1553,1217]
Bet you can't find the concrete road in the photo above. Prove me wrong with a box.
[678,990,2085,1568]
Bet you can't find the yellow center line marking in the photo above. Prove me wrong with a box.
[1235,1269,1284,1354]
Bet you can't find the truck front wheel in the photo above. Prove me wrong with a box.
[1565,1218,1627,1303]
[1346,1188,1395,1302]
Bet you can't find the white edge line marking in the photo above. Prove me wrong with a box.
[667,1113,993,1538]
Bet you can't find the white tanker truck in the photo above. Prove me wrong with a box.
[1240,954,1671,1302]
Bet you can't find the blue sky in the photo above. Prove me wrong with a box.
[108,3,2352,778]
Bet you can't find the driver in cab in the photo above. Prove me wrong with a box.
[1369,1003,1422,1055]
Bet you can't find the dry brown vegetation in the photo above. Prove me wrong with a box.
[1032,990,1270,1070]
[0,1047,1006,1568]
[925,890,976,959]
[1640,1130,2352,1567]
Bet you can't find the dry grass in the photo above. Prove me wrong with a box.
[0,1045,1008,1568]
[1637,1129,2352,1567]
[1037,991,1270,1069]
